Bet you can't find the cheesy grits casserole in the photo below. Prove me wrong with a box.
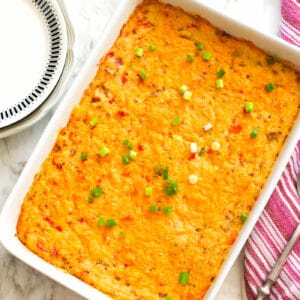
[17,0,300,299]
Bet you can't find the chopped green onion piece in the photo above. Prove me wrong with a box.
[90,117,99,127]
[172,135,182,141]
[129,150,137,160]
[154,164,164,176]
[149,44,156,52]
[245,101,254,113]
[99,147,110,158]
[123,139,133,150]
[196,41,204,50]
[145,186,153,196]
[165,297,172,300]
[80,152,88,161]
[250,129,259,138]
[139,70,147,80]
[171,117,181,126]
[106,219,117,228]
[183,90,193,100]
[216,79,224,89]
[163,179,179,197]
[149,204,157,213]
[265,82,275,92]
[92,187,103,197]
[98,216,105,227]
[240,213,248,222]
[202,51,212,61]
[88,187,103,202]
[186,54,194,63]
[217,69,225,78]
[163,166,169,180]
[178,272,189,285]
[122,155,130,165]
[163,206,173,215]
[179,85,188,94]
[135,47,144,58]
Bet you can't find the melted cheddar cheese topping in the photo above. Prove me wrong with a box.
[17,1,300,299]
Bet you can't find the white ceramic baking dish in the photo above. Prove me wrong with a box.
[0,0,299,299]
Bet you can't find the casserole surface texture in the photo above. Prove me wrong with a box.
[17,0,300,299]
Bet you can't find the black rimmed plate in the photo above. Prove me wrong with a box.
[0,0,68,129]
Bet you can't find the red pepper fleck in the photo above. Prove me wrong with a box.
[121,73,128,85]
[109,98,115,104]
[108,51,114,58]
[55,226,62,232]
[188,153,196,160]
[138,144,144,151]
[206,148,213,154]
[229,124,242,134]
[44,216,55,226]
[124,263,132,268]
[239,90,244,94]
[120,216,134,222]
[78,218,85,223]
[122,171,131,177]
[117,110,128,118]
[159,282,166,287]
[51,248,59,257]
[137,19,153,28]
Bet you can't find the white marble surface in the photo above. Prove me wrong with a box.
[0,0,281,299]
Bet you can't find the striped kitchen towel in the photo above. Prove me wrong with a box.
[280,0,300,47]
[244,141,300,299]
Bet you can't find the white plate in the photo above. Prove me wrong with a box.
[0,0,299,300]
[0,0,68,128]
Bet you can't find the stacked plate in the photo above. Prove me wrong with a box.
[0,0,74,138]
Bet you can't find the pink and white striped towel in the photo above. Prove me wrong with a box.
[280,0,300,47]
[244,141,300,299]
[244,2,300,299]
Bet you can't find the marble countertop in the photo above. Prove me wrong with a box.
[0,0,281,299]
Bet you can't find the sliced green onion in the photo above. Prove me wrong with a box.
[80,152,88,161]
[106,219,117,228]
[149,204,157,213]
[88,187,103,202]
[196,41,204,50]
[149,44,156,52]
[186,54,194,63]
[217,69,225,78]
[165,297,172,300]
[163,205,173,215]
[178,271,189,285]
[129,150,137,160]
[245,101,254,113]
[265,82,275,92]
[92,187,103,197]
[250,129,259,138]
[99,147,110,158]
[98,216,105,227]
[123,139,133,150]
[163,166,169,180]
[90,117,99,127]
[122,155,130,165]
[163,179,179,197]
[135,47,144,58]
[216,79,224,89]
[240,213,248,222]
[183,90,193,100]
[179,85,188,94]
[145,186,153,196]
[139,70,147,80]
[171,117,181,126]
[202,51,212,61]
